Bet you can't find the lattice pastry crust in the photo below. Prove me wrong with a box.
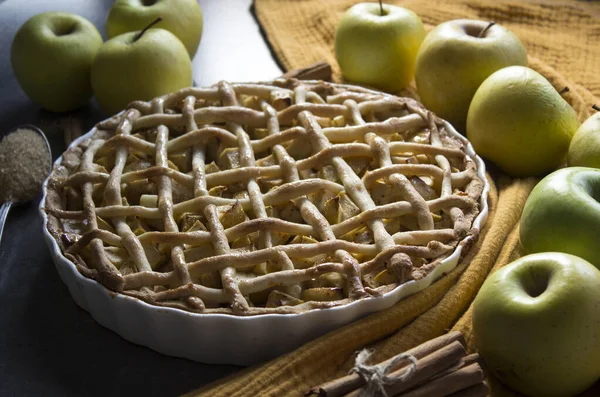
[44,79,484,315]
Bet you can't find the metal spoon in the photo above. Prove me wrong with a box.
[0,125,52,243]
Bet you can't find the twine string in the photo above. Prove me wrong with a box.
[349,349,418,397]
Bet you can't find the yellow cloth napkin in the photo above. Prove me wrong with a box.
[253,0,599,121]
[188,1,600,395]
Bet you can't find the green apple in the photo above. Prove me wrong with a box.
[467,66,580,177]
[567,106,600,168]
[520,167,600,269]
[473,252,600,397]
[91,20,192,116]
[334,2,425,93]
[415,20,527,133]
[11,12,102,112]
[106,0,203,58]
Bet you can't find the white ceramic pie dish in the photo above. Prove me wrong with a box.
[40,98,489,367]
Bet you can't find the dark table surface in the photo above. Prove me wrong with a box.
[0,1,282,396]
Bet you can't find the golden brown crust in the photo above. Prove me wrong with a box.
[43,79,483,315]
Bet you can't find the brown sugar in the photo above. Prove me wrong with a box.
[0,128,51,203]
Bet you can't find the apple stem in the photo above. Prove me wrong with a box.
[559,86,570,95]
[477,21,496,38]
[379,0,383,15]
[593,104,600,112]
[133,17,162,43]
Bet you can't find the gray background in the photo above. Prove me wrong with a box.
[0,0,283,395]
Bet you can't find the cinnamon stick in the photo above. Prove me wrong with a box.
[446,381,489,397]
[40,115,83,147]
[343,341,466,397]
[306,332,465,397]
[283,61,332,81]
[62,116,83,146]
[459,354,480,368]
[395,362,485,397]
[427,354,481,383]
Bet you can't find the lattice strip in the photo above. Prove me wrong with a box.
[262,101,338,295]
[414,104,470,239]
[219,82,272,250]
[79,139,123,289]
[297,96,412,283]
[289,86,369,298]
[150,102,201,309]
[205,204,248,313]
[102,110,152,274]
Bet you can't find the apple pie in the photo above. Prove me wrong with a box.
[44,79,484,315]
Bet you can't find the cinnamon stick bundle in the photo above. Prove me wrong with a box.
[306,331,488,397]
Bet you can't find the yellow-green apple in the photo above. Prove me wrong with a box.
[467,66,580,177]
[91,19,192,116]
[11,12,102,112]
[415,20,527,132]
[106,0,203,58]
[473,252,600,397]
[335,2,425,93]
[520,167,600,269]
[567,106,600,168]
